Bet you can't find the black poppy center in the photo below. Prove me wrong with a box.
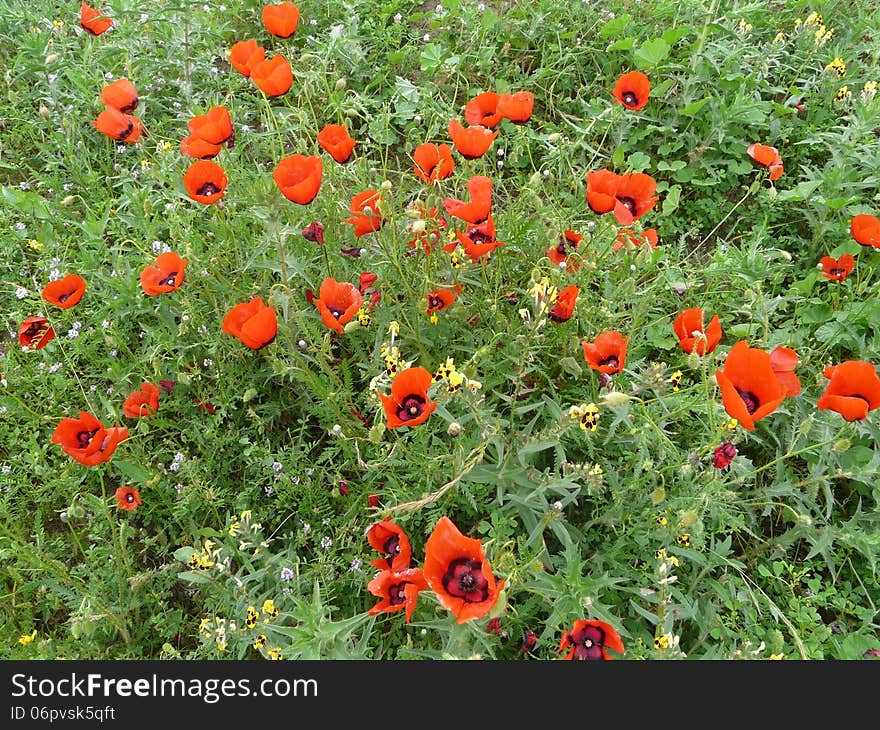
[622,91,639,107]
[76,429,99,449]
[467,228,493,245]
[120,98,139,114]
[420,161,438,178]
[571,625,606,660]
[428,295,443,310]
[442,557,489,603]
[829,268,844,277]
[737,390,760,414]
[396,394,426,422]
[125,492,136,504]
[599,355,619,370]
[117,121,134,141]
[328,305,346,319]
[56,291,72,303]
[389,582,408,606]
[24,321,47,338]
[158,272,178,287]
[617,196,637,215]
[382,535,400,567]
[196,182,222,196]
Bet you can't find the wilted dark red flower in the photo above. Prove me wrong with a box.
[586,169,620,215]
[366,519,412,572]
[141,252,186,295]
[582,330,628,375]
[426,286,458,314]
[367,568,427,623]
[819,254,855,282]
[850,214,880,248]
[359,272,378,294]
[712,441,737,469]
[229,39,266,77]
[345,190,384,237]
[612,172,658,226]
[18,316,56,350]
[497,91,534,124]
[42,274,86,309]
[559,619,625,660]
[486,617,502,635]
[715,340,786,431]
[817,360,880,421]
[314,277,363,333]
[413,142,455,183]
[51,411,128,467]
[380,366,437,429]
[464,91,502,128]
[547,230,582,270]
[614,228,659,251]
[222,297,277,349]
[80,1,112,35]
[302,220,325,245]
[251,54,293,96]
[317,123,356,163]
[273,154,322,204]
[114,486,141,511]
[443,175,493,224]
[368,494,382,509]
[422,516,504,623]
[122,383,160,418]
[188,105,234,148]
[548,285,579,323]
[183,160,227,205]
[747,143,784,181]
[769,346,801,398]
[93,106,143,143]
[262,2,300,38]
[100,78,138,113]
[447,119,498,159]
[612,71,650,111]
[673,308,722,355]
[522,630,538,654]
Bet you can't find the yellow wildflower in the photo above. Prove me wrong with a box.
[18,630,37,645]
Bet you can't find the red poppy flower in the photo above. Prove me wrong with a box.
[407,206,448,253]
[251,54,293,96]
[712,441,737,469]
[548,285,579,322]
[122,383,160,418]
[747,143,784,181]
[273,154,322,204]
[850,214,880,248]
[497,91,535,124]
[302,220,325,245]
[380,366,437,429]
[18,316,56,350]
[413,142,455,183]
[426,287,458,313]
[262,2,300,38]
[582,330,629,375]
[51,411,128,467]
[673,308,722,355]
[817,360,880,421]
[366,520,412,572]
[188,106,234,147]
[314,277,363,333]
[229,39,266,77]
[613,172,658,226]
[547,230,582,270]
[367,568,428,623]
[422,516,504,624]
[183,160,227,205]
[819,254,855,282]
[586,169,620,215]
[769,346,801,398]
[316,124,356,163]
[559,619,625,660]
[464,91,502,128]
[447,119,499,159]
[100,78,138,113]
[80,2,112,35]
[141,252,186,295]
[452,216,504,262]
[92,106,144,143]
[41,274,86,309]
[180,135,222,159]
[714,340,786,431]
[359,271,378,294]
[222,297,278,349]
[443,175,493,225]
[345,190,384,237]
[612,71,650,111]
[613,228,659,251]
[114,486,141,511]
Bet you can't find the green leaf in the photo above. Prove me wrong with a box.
[627,151,651,172]
[662,184,681,216]
[607,37,635,52]
[680,98,709,116]
[599,14,632,38]
[633,37,671,69]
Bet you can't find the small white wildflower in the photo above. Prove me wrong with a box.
[67,328,79,339]
[203,358,212,367]
[272,461,283,472]
[302,522,311,534]
[350,559,362,572]
[394,12,402,21]
[15,222,26,231]
[109,349,118,357]
[1,465,10,474]
[309,18,317,25]
[320,536,332,550]
[48,363,62,373]
[15,287,28,299]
